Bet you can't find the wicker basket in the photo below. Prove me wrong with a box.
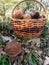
[10,0,47,38]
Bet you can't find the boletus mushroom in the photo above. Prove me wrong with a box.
[4,42,22,58]
[13,10,23,19]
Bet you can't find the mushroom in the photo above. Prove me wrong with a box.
[23,14,31,19]
[13,10,23,19]
[4,42,22,58]
[32,12,40,19]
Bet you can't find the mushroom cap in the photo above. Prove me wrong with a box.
[4,42,22,57]
[13,10,23,19]
[23,14,31,19]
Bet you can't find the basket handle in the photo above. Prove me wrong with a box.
[10,0,47,21]
[12,0,46,15]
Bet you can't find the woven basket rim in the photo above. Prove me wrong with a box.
[10,16,46,22]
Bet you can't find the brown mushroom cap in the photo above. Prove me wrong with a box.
[4,42,22,57]
[23,14,31,19]
[13,10,23,19]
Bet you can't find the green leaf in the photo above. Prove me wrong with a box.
[31,51,40,65]
[0,55,11,65]
[29,59,37,65]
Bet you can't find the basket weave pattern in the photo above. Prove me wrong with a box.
[11,18,46,38]
[11,0,47,38]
